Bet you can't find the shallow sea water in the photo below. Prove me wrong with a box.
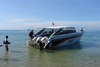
[0,30,100,67]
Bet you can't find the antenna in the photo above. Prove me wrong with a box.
[52,21,55,26]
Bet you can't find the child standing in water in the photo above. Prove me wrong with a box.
[3,35,10,51]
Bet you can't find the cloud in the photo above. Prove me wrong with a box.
[20,21,100,30]
[0,18,100,30]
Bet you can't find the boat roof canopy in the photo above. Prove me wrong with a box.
[45,26,76,30]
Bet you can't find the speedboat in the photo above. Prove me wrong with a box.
[28,26,84,49]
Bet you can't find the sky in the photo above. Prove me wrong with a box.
[0,0,100,30]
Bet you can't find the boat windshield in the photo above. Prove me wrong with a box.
[40,28,57,37]
[35,28,58,37]
[35,27,76,37]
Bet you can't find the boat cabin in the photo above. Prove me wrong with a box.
[35,26,76,37]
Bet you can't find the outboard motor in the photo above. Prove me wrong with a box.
[28,37,49,48]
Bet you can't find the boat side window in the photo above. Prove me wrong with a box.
[67,30,76,33]
[55,29,76,35]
